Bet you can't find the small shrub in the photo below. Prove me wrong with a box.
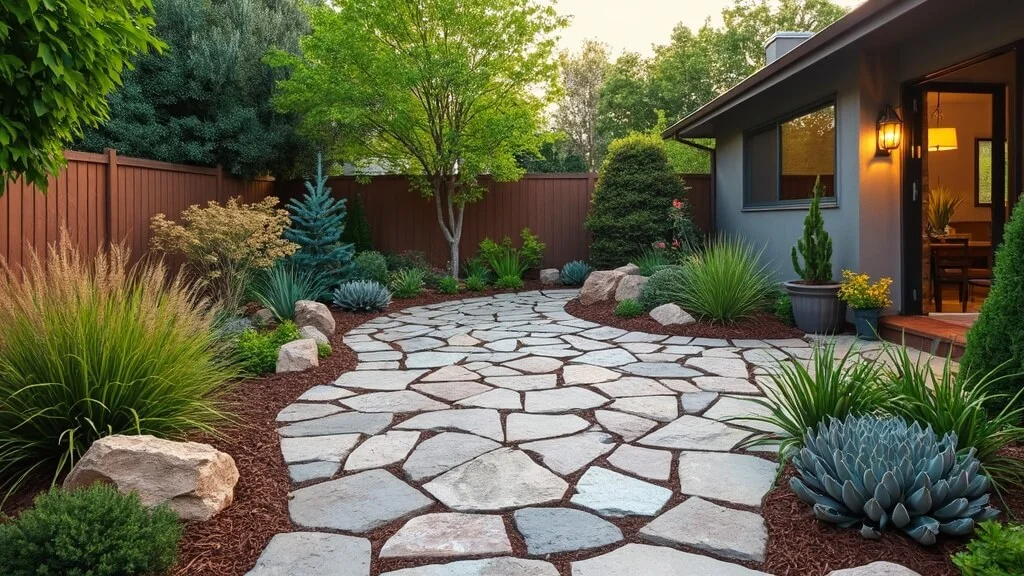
[250,262,331,320]
[333,280,392,312]
[638,265,687,310]
[285,154,355,287]
[479,228,545,283]
[838,269,893,310]
[0,484,181,576]
[790,415,999,545]
[386,250,430,272]
[317,342,333,358]
[389,268,426,299]
[669,197,703,253]
[437,276,460,294]
[771,290,795,326]
[634,246,672,276]
[495,274,524,290]
[519,228,546,269]
[351,251,389,285]
[953,521,1024,575]
[791,177,834,283]
[236,321,301,375]
[462,256,492,281]
[615,299,644,318]
[464,273,488,292]
[559,260,593,286]
[675,235,776,322]
[341,192,374,252]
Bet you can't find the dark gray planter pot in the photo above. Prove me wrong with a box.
[853,308,882,340]
[784,281,846,335]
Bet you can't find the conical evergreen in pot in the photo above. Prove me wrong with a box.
[791,177,834,282]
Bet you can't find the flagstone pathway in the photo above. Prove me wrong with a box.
[247,290,927,576]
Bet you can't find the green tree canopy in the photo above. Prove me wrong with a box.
[77,0,310,178]
[0,0,162,193]
[270,0,565,276]
[554,40,610,171]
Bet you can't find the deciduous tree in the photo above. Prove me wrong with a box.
[554,40,609,171]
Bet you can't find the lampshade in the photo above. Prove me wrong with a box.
[928,127,958,151]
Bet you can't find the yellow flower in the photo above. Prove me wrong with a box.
[838,269,892,310]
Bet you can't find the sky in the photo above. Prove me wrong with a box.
[552,0,867,57]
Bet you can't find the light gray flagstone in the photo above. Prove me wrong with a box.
[702,396,781,432]
[356,361,400,370]
[561,334,615,351]
[681,391,719,414]
[514,507,622,556]
[524,387,609,413]
[423,448,568,511]
[345,340,393,353]
[690,337,730,347]
[571,543,770,576]
[456,388,522,410]
[614,331,668,343]
[578,326,627,340]
[732,339,770,348]
[686,356,750,378]
[334,370,427,391]
[619,342,662,354]
[570,466,672,517]
[405,352,467,368]
[276,403,344,423]
[608,395,678,422]
[447,334,481,347]
[703,348,742,359]
[421,365,479,382]
[607,444,671,481]
[345,431,420,471]
[287,461,340,483]
[826,562,923,576]
[677,452,778,508]
[506,413,589,442]
[402,432,501,481]
[342,391,449,413]
[245,532,370,576]
[379,513,511,559]
[692,376,760,394]
[766,338,810,348]
[485,374,557,391]
[637,415,749,451]
[621,362,701,378]
[521,346,583,358]
[396,409,504,442]
[503,356,564,374]
[359,350,403,361]
[594,410,657,441]
[476,365,522,377]
[484,339,519,352]
[594,377,673,397]
[639,497,768,562]
[562,364,621,385]
[289,469,433,532]
[379,557,559,576]
[571,349,638,367]
[658,379,700,393]
[280,434,361,464]
[662,345,706,355]
[663,336,694,345]
[297,385,355,402]
[519,337,564,346]
[520,432,616,475]
[278,412,392,438]
[411,381,492,402]
[471,330,528,342]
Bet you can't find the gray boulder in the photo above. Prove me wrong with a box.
[649,303,695,326]
[295,300,335,336]
[539,268,561,285]
[277,338,320,373]
[615,275,649,302]
[614,263,641,275]
[579,271,626,305]
[299,325,330,346]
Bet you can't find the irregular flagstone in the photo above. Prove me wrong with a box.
[379,557,559,576]
[514,507,623,556]
[702,396,781,432]
[686,356,750,378]
[562,364,621,385]
[732,339,770,348]
[638,415,748,451]
[520,432,616,475]
[827,562,923,576]
[570,466,672,517]
[276,403,344,423]
[278,412,392,438]
[298,385,356,402]
[280,434,361,464]
[289,469,433,532]
[359,350,404,361]
[578,326,627,340]
[456,388,522,410]
[396,409,504,442]
[342,391,449,413]
[412,381,492,402]
[446,334,481,347]
[471,330,528,342]
[405,352,467,368]
[658,379,700,393]
[594,410,657,442]
[608,395,678,422]
[506,413,590,442]
[614,332,668,343]
[520,336,564,346]
[562,334,614,351]
[380,513,511,559]
[766,338,810,348]
[423,448,568,511]
[421,365,479,382]
[524,387,609,413]
[503,356,564,374]
[690,337,730,347]
[594,377,673,397]
[485,374,557,391]
[402,432,501,482]
[677,452,778,508]
[619,342,662,354]
[521,346,583,358]
[356,361,399,370]
[476,365,521,377]
[704,348,741,359]
[571,543,770,576]
[345,339,392,353]
[345,431,420,471]
[622,362,701,378]
[693,376,760,394]
[335,370,427,391]
[484,339,519,352]
[743,348,789,365]
[681,391,719,414]
[607,444,671,481]
[571,348,638,367]
[639,497,768,563]
[246,532,370,576]
[288,461,340,483]
[662,345,706,355]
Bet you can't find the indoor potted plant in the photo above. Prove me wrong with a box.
[785,177,845,334]
[926,186,963,238]
[838,270,893,340]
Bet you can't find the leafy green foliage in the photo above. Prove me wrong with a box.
[670,236,775,322]
[285,154,355,288]
[962,197,1024,413]
[464,274,488,292]
[0,0,162,194]
[317,342,332,359]
[386,250,430,273]
[586,133,684,269]
[389,269,426,299]
[0,238,236,496]
[250,263,330,321]
[880,345,1024,490]
[76,0,309,177]
[0,484,181,576]
[462,257,492,282]
[516,135,588,173]
[770,289,795,326]
[480,229,545,284]
[554,40,610,171]
[332,280,392,313]
[519,228,546,269]
[236,321,300,375]
[559,260,593,286]
[269,0,565,277]
[352,251,389,285]
[953,521,1024,575]
[790,415,999,545]
[437,276,460,295]
[615,299,644,318]
[495,275,524,290]
[634,246,672,276]
[638,265,688,310]
[738,341,886,456]
[341,193,374,252]
[791,177,834,282]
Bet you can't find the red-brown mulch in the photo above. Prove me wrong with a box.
[565,298,807,340]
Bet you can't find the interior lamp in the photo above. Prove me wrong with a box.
[876,105,902,156]
[927,127,958,151]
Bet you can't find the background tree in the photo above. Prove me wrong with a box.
[270,0,565,276]
[341,192,374,253]
[0,0,162,194]
[76,0,310,178]
[285,154,355,288]
[596,52,658,144]
[516,133,588,173]
[554,40,609,171]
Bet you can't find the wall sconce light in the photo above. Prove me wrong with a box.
[876,105,902,156]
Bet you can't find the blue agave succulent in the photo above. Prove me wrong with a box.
[559,260,593,286]
[333,280,392,312]
[790,415,999,545]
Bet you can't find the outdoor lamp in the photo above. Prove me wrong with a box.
[876,105,902,156]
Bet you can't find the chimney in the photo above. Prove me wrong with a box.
[764,31,813,65]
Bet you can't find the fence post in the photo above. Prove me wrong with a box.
[104,148,118,248]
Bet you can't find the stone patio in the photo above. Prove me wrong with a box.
[248,290,940,575]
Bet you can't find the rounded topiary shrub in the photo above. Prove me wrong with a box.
[0,484,182,576]
[585,133,686,269]
[638,265,687,310]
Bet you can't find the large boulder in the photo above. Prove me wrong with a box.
[615,275,649,302]
[539,268,561,285]
[278,338,319,373]
[579,271,626,306]
[295,300,335,336]
[64,435,238,521]
[299,325,330,346]
[649,303,695,326]
[614,263,641,276]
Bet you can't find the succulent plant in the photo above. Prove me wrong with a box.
[333,280,392,312]
[559,260,593,286]
[790,415,999,545]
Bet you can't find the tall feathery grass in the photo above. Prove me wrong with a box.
[0,234,238,499]
[674,235,776,322]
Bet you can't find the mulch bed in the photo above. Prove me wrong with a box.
[565,298,807,340]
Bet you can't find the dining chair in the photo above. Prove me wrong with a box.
[931,237,970,313]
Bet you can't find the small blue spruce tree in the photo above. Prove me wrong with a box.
[285,153,355,292]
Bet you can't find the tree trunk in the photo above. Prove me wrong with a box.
[433,175,464,278]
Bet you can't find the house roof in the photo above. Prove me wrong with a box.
[662,0,926,139]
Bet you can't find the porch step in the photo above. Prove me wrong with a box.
[878,315,968,360]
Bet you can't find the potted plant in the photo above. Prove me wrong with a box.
[785,177,845,334]
[837,270,893,340]
[927,186,963,238]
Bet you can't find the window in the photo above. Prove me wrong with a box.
[744,102,837,208]
[975,138,1008,206]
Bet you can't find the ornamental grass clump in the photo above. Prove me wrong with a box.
[250,262,331,321]
[633,246,672,276]
[673,235,775,322]
[389,268,426,298]
[0,235,236,497]
[790,415,999,545]
[838,270,893,310]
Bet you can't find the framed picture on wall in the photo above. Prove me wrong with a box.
[975,138,1008,206]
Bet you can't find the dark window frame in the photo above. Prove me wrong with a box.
[743,97,839,210]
